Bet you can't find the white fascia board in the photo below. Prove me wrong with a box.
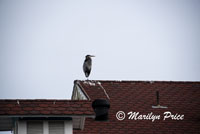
[72,82,90,100]
[0,115,95,130]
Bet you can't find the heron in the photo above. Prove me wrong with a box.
[83,55,95,79]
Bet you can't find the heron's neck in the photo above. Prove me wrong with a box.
[86,57,92,61]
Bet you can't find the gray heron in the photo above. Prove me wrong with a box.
[83,55,95,79]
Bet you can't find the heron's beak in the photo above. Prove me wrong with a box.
[90,55,95,57]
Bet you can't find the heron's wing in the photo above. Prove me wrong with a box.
[83,61,89,71]
[83,59,92,77]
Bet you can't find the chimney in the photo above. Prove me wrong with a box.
[92,99,110,121]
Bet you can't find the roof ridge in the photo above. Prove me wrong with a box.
[0,99,91,102]
[75,80,200,83]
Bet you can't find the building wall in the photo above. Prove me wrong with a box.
[17,120,72,134]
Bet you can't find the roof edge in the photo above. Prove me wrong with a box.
[0,115,95,118]
[75,80,200,83]
[73,80,91,100]
[0,99,92,102]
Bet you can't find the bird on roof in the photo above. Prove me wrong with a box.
[83,55,95,79]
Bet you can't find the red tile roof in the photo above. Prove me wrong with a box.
[74,80,200,134]
[0,100,93,116]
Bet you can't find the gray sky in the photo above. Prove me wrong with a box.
[0,0,200,102]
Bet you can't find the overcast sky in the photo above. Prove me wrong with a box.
[0,0,200,104]
[0,1,200,133]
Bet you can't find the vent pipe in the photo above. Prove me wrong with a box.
[156,91,159,106]
[92,99,110,121]
[152,91,168,109]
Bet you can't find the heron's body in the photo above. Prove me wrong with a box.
[83,55,95,78]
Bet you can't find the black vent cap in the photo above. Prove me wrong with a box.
[92,99,110,121]
[92,99,110,108]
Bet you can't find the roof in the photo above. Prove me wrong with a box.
[0,99,93,116]
[0,99,94,131]
[73,80,200,134]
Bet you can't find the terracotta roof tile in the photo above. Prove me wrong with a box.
[0,100,94,116]
[74,80,200,134]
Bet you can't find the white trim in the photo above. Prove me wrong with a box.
[43,121,48,134]
[64,120,72,134]
[17,120,73,134]
[79,117,85,130]
[17,121,26,134]
[72,82,90,100]
[1,115,94,131]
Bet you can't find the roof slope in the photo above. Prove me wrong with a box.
[74,80,200,134]
[0,100,93,116]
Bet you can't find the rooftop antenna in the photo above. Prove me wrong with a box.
[152,91,168,109]
[156,91,159,106]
